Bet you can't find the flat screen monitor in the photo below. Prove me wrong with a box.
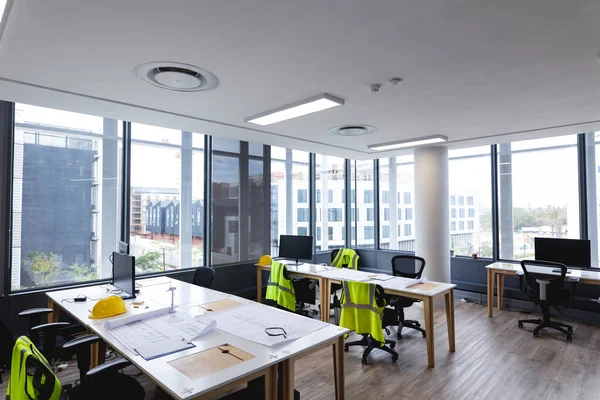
[279,235,313,266]
[534,238,591,269]
[112,251,136,299]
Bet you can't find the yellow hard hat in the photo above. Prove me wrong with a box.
[88,295,127,319]
[257,255,272,266]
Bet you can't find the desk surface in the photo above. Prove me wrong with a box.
[486,261,600,282]
[268,260,456,297]
[47,278,347,400]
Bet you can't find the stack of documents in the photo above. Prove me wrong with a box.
[108,311,216,360]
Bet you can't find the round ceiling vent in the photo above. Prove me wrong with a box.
[134,62,219,92]
[329,124,376,136]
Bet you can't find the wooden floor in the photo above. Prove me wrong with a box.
[2,300,600,400]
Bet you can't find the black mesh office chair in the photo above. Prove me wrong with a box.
[343,284,399,365]
[517,260,574,341]
[193,267,216,288]
[389,255,427,339]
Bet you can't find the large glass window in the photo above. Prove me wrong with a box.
[498,135,579,260]
[351,160,375,248]
[11,104,120,290]
[449,146,492,257]
[316,155,345,251]
[378,155,414,250]
[270,147,310,255]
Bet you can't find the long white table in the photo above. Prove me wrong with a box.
[256,261,456,368]
[486,261,600,317]
[47,277,348,400]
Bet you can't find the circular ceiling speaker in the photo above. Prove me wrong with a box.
[329,124,377,136]
[134,62,219,92]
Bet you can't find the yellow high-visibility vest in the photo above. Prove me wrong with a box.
[7,335,66,400]
[331,248,359,270]
[339,281,385,344]
[265,261,296,312]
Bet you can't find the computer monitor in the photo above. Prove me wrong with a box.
[112,251,136,299]
[534,238,591,269]
[279,235,313,266]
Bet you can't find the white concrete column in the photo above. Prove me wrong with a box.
[414,146,450,283]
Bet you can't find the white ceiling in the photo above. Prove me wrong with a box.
[1,0,600,159]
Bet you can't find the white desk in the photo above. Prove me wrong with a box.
[47,278,348,400]
[256,261,456,368]
[485,261,600,317]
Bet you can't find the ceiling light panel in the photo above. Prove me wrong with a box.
[245,94,344,126]
[368,135,448,151]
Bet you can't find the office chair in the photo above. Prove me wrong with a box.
[330,248,358,324]
[341,281,398,365]
[517,260,574,341]
[388,255,427,339]
[8,335,145,400]
[193,266,216,288]
[19,307,79,362]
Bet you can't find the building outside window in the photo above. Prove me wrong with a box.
[366,208,374,221]
[316,154,345,251]
[297,189,307,203]
[364,226,374,240]
[405,208,413,220]
[298,227,308,236]
[328,226,334,241]
[297,208,309,222]
[404,224,412,236]
[364,190,374,203]
[381,191,389,204]
[316,227,321,241]
[351,160,375,248]
[382,225,390,239]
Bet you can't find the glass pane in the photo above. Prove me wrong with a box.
[248,142,264,157]
[352,160,374,249]
[212,154,240,263]
[379,156,415,251]
[315,155,345,251]
[130,141,181,273]
[498,135,579,260]
[11,104,120,291]
[449,151,493,257]
[131,123,182,145]
[270,151,310,256]
[213,137,240,153]
[192,149,205,266]
[248,159,266,258]
[271,146,287,160]
[192,132,205,149]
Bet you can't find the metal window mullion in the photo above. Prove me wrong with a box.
[203,135,212,267]
[239,141,249,262]
[373,159,380,250]
[263,145,271,258]
[577,133,589,240]
[309,153,316,255]
[120,121,131,244]
[344,159,352,248]
[0,101,15,296]
[490,144,500,260]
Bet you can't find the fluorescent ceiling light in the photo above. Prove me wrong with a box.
[368,135,448,151]
[245,94,344,126]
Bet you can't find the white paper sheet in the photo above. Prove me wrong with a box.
[105,306,171,329]
[319,268,374,282]
[381,277,425,290]
[196,303,327,347]
[108,311,216,353]
[364,274,397,282]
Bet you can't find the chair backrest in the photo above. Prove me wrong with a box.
[331,248,359,269]
[192,267,216,288]
[520,260,567,304]
[331,249,340,264]
[340,281,386,343]
[391,255,426,279]
[0,318,14,370]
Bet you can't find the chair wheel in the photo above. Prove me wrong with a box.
[533,331,540,337]
[344,345,349,353]
[518,322,523,328]
[567,335,573,342]
[568,327,573,334]
[422,331,426,338]
[361,358,368,365]
[390,342,396,349]
[392,355,398,362]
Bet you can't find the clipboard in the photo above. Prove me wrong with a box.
[168,344,255,380]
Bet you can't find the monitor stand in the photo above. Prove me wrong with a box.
[287,258,304,266]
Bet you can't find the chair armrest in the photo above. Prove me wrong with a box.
[29,322,70,335]
[536,279,550,301]
[18,308,53,318]
[62,334,101,351]
[86,358,130,378]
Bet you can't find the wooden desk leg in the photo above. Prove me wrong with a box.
[256,267,262,303]
[333,336,345,400]
[47,298,60,323]
[487,268,494,318]
[282,358,295,400]
[321,278,331,323]
[265,364,277,400]
[445,289,455,352]
[423,297,435,368]
[497,274,505,310]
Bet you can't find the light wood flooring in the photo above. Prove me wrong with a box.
[2,300,600,400]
